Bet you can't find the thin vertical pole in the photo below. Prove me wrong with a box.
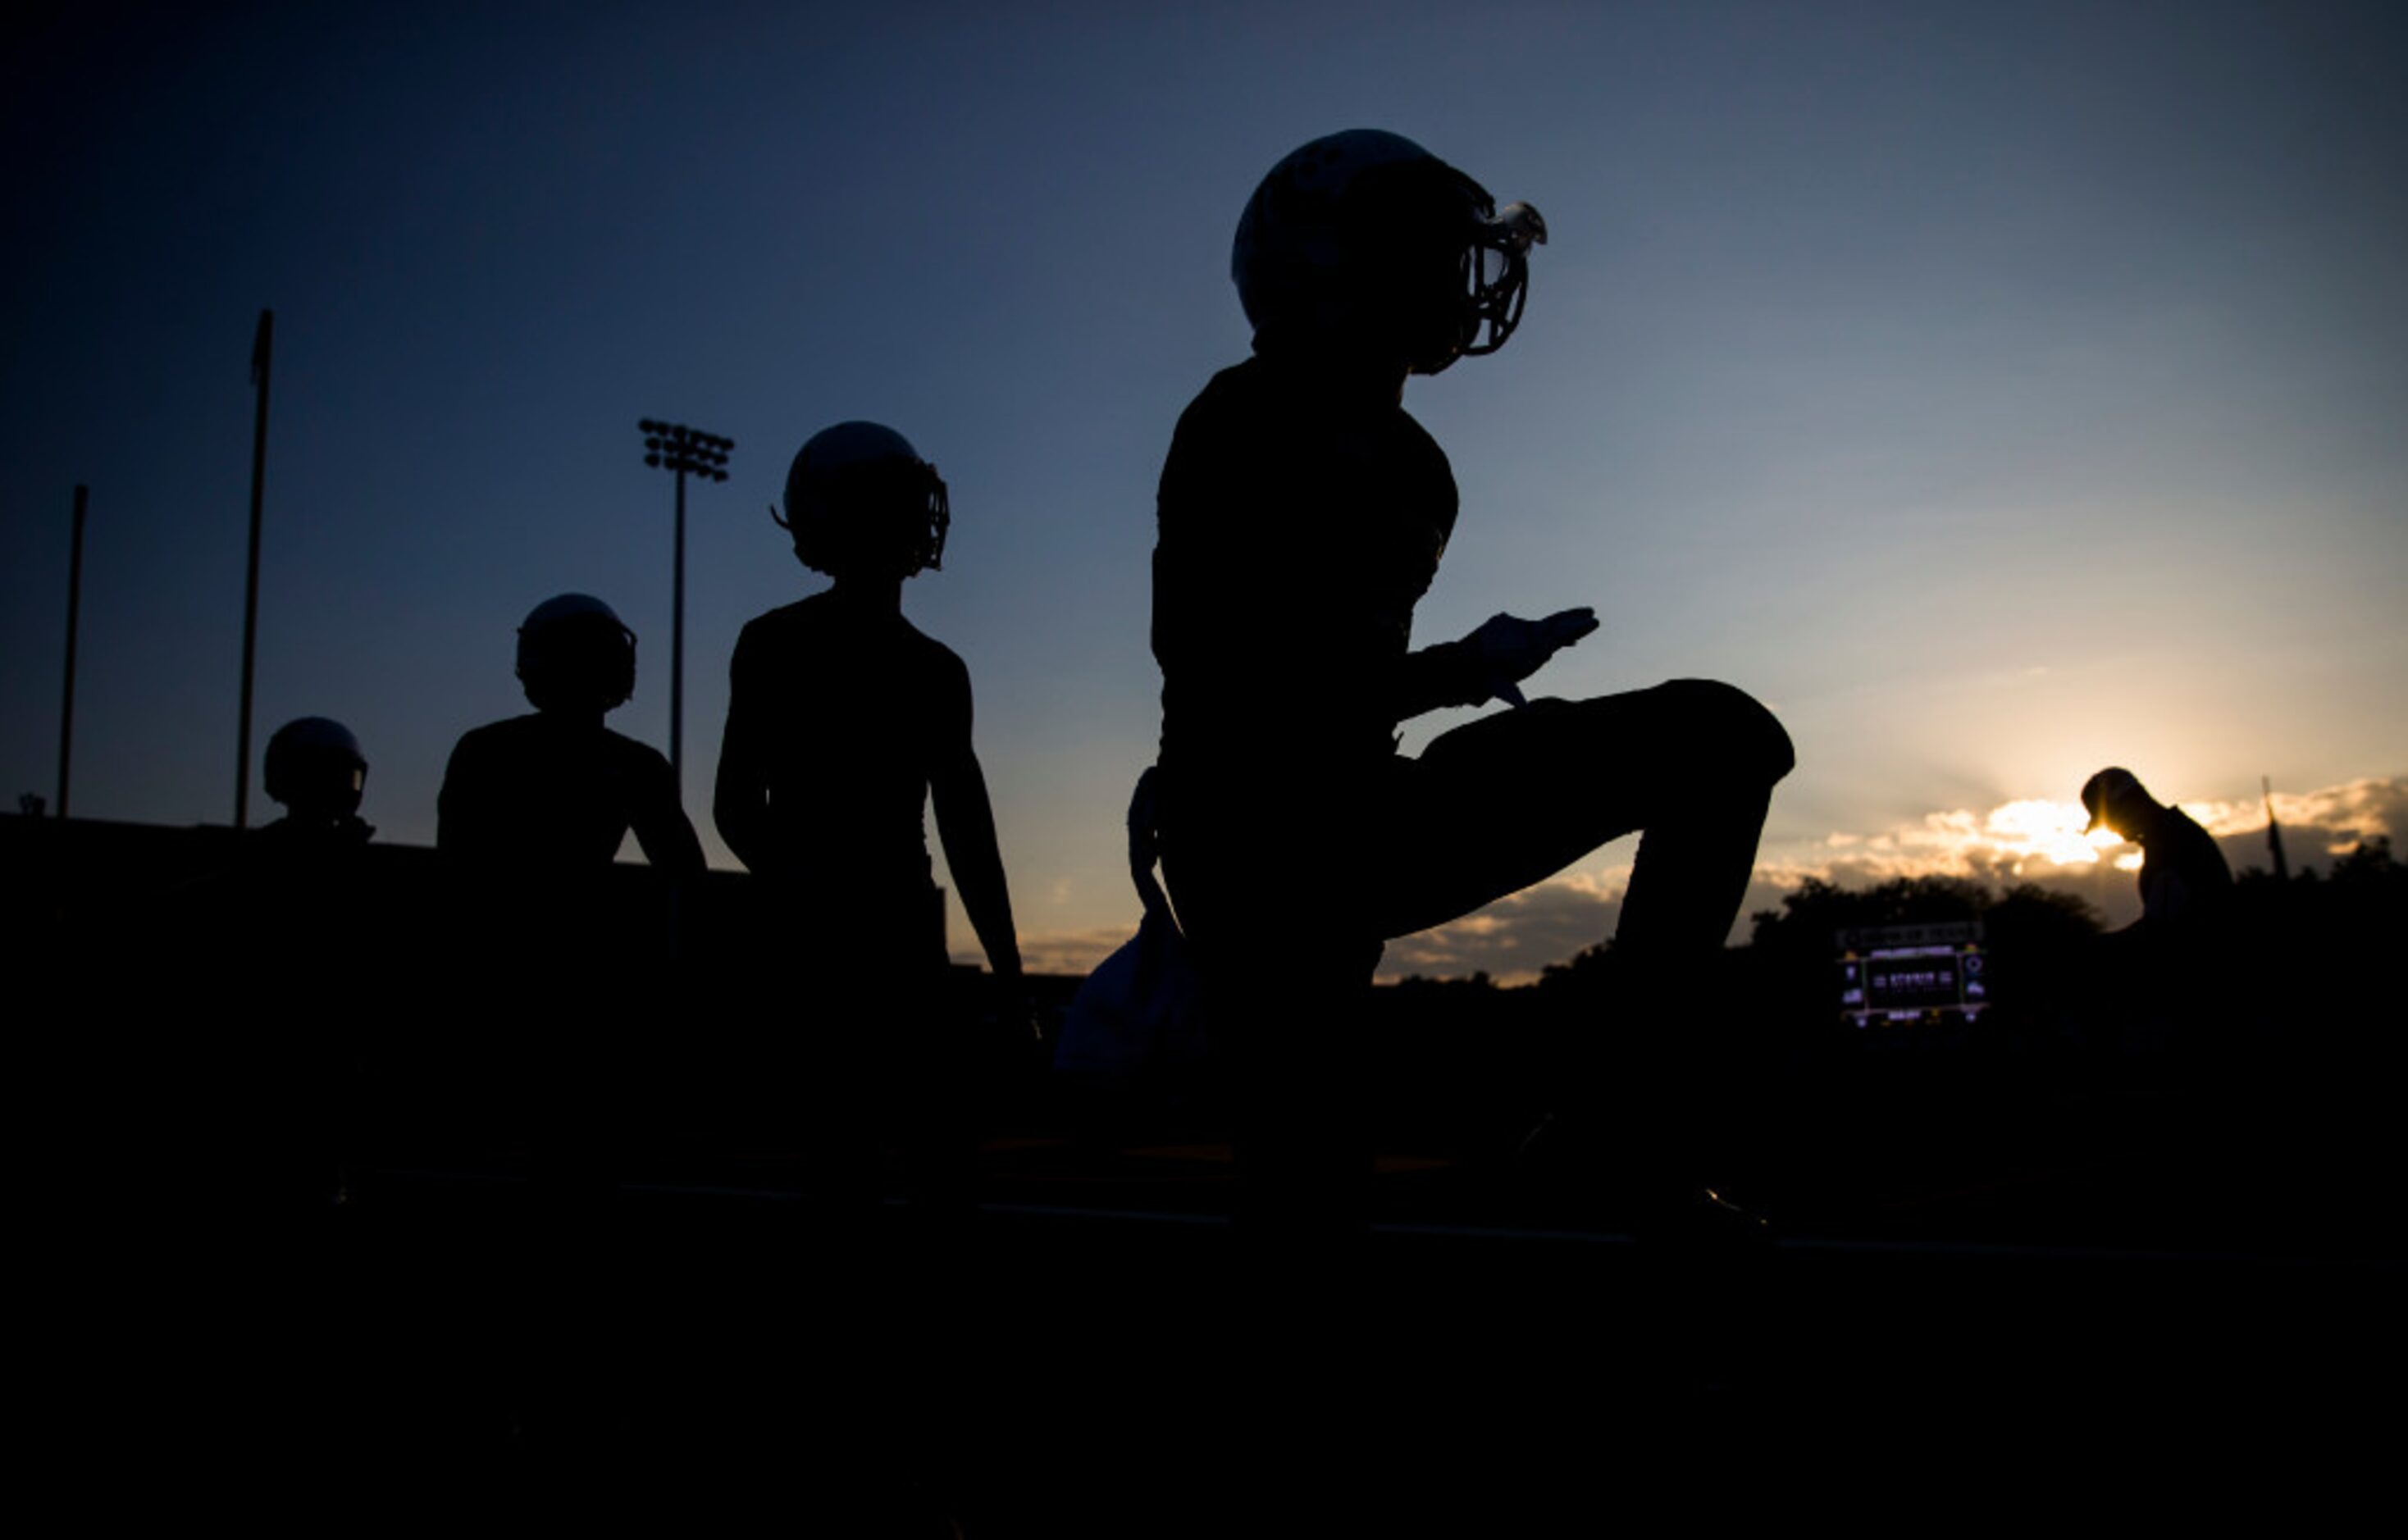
[58,484,89,818]
[671,464,687,800]
[2263,775,2289,882]
[236,308,274,830]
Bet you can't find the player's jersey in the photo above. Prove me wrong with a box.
[438,714,681,869]
[721,593,965,906]
[1152,355,1486,788]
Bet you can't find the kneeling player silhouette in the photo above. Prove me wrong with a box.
[1152,130,1795,1238]
[715,421,1025,1225]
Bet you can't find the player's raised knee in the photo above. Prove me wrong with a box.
[1656,678,1795,784]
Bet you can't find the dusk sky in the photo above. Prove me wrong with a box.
[6,2,2402,978]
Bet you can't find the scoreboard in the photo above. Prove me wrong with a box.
[1836,921,1990,1027]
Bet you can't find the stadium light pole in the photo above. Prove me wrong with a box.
[639,418,732,800]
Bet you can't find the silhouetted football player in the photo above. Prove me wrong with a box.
[241,715,380,1210]
[258,714,374,853]
[715,421,1025,1214]
[438,594,704,875]
[2081,767,2234,936]
[714,421,1027,1492]
[1153,130,1795,1240]
[2074,765,2242,1069]
[437,595,701,1442]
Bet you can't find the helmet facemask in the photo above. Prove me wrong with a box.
[1387,175,1546,375]
[1457,199,1547,357]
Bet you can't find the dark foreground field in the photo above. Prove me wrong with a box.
[37,1039,2403,1532]
[16,821,2401,1524]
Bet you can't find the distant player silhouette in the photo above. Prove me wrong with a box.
[2076,766,2240,1068]
[174,716,381,1451]
[244,716,379,1210]
[2080,767,2235,937]
[437,595,701,1439]
[1152,130,1795,1238]
[714,421,1025,1216]
[437,594,704,875]
[258,715,374,854]
[435,591,702,1157]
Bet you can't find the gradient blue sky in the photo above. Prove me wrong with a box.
[6,2,2402,975]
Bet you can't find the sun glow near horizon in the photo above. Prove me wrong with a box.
[1826,796,2120,874]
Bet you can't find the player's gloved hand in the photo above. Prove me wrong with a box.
[1466,608,1598,707]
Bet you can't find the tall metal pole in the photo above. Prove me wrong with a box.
[672,462,687,796]
[236,308,274,830]
[57,484,89,819]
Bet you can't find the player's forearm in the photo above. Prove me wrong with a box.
[946,838,1024,978]
[1391,639,1489,720]
[961,882,1024,979]
[934,769,1023,977]
[711,772,771,875]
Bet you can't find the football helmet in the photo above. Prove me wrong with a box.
[517,593,636,715]
[775,421,950,579]
[263,716,367,818]
[1233,129,1546,373]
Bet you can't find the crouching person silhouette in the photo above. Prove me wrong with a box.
[714,421,1026,1232]
[2076,766,2241,1069]
[1153,130,1795,1246]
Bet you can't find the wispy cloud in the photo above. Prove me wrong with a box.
[1378,875,1621,982]
[1004,924,1136,978]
